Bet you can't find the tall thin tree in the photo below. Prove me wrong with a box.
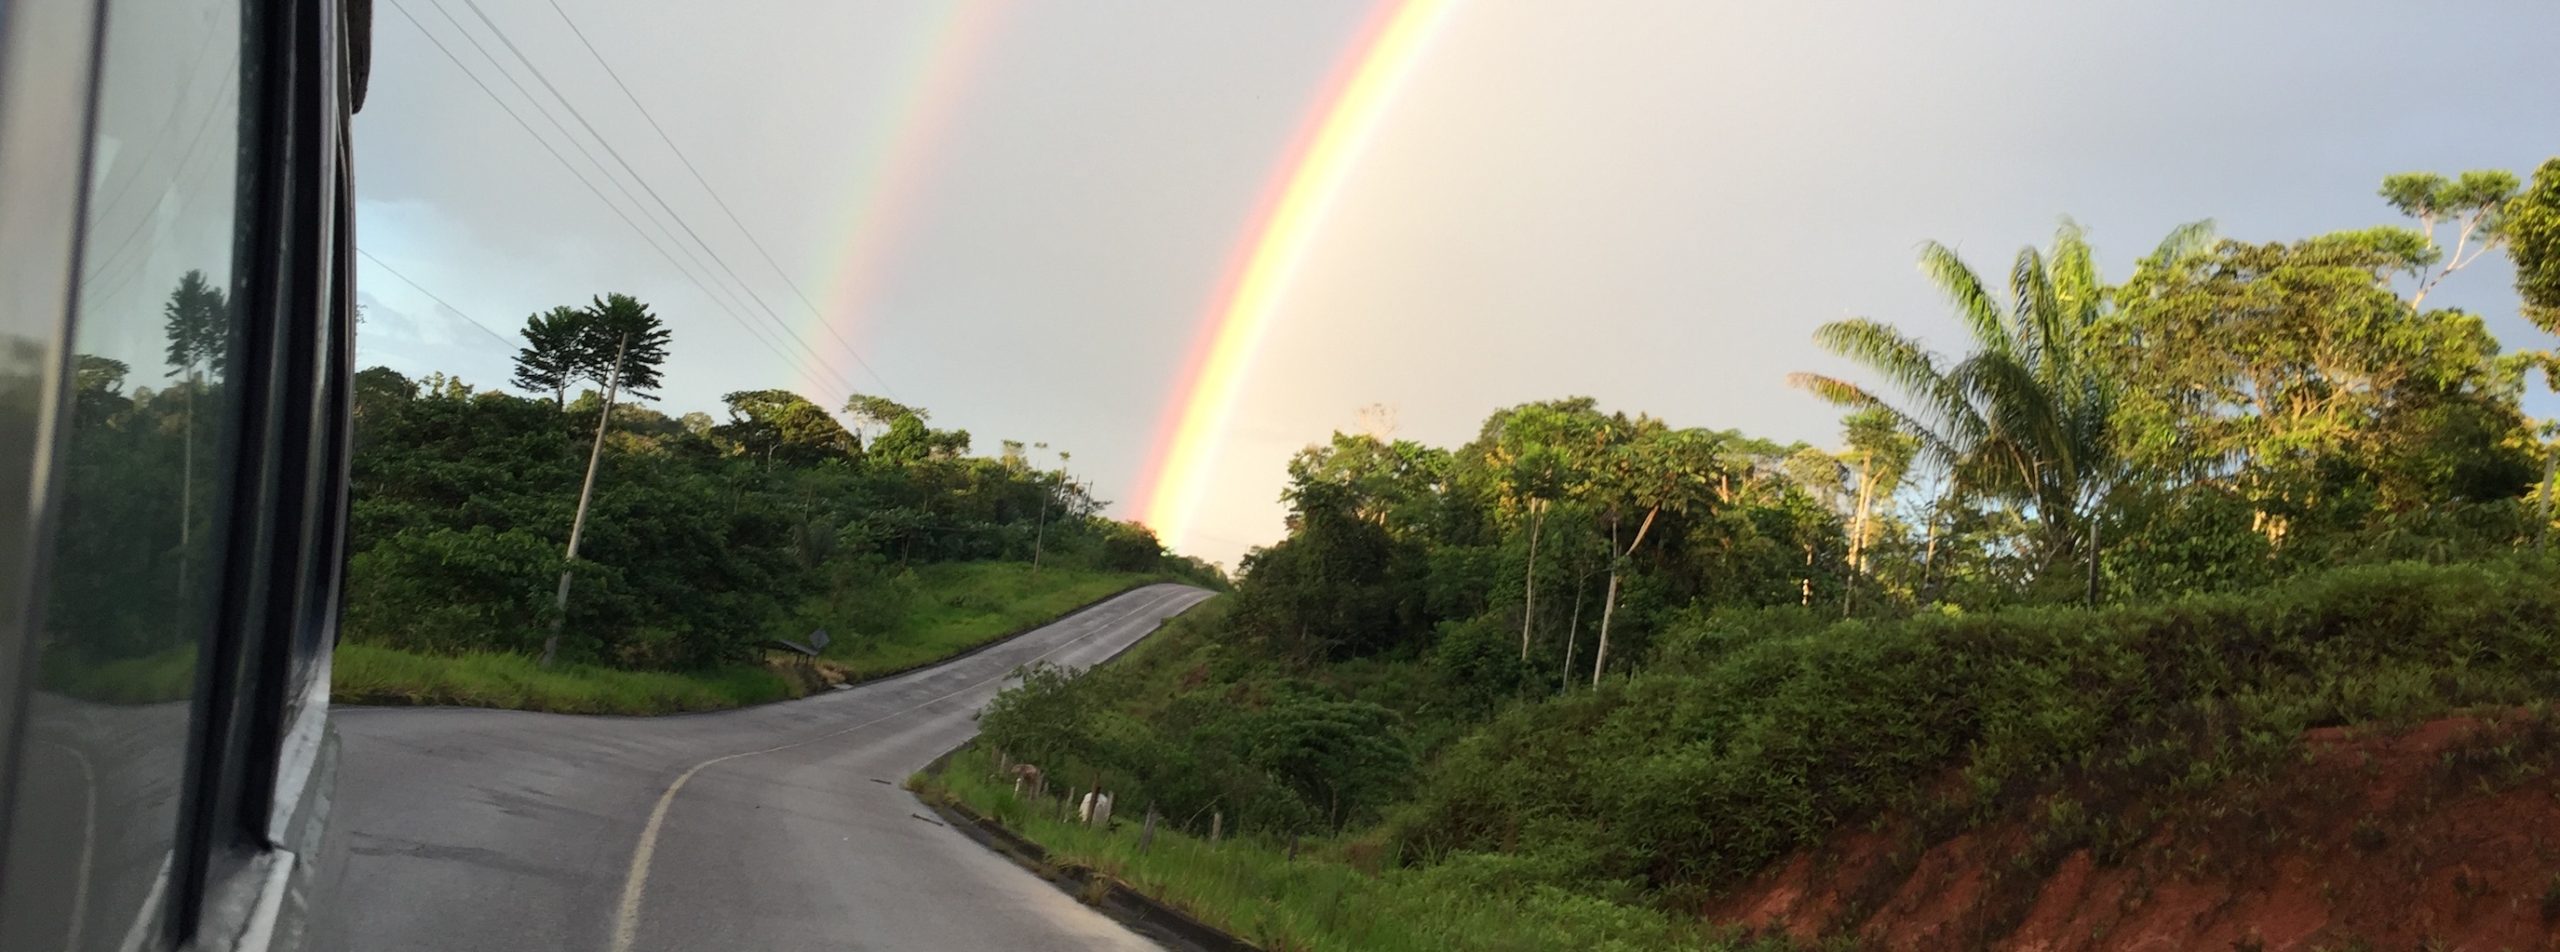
[161,270,227,597]
[538,293,670,667]
[543,333,626,668]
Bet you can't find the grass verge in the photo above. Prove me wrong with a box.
[39,644,199,704]
[333,643,802,714]
[915,747,1776,952]
[333,562,1174,715]
[822,563,1167,682]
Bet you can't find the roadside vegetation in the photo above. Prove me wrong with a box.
[921,745,1784,952]
[937,161,2560,949]
[37,644,198,705]
[332,643,803,714]
[821,562,1166,682]
[332,562,1168,713]
[316,294,1218,714]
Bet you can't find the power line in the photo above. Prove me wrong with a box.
[430,0,864,408]
[84,25,230,229]
[77,64,240,292]
[535,0,896,398]
[356,247,517,348]
[415,0,773,349]
[382,0,851,408]
[383,0,708,309]
[453,0,877,400]
[380,0,859,409]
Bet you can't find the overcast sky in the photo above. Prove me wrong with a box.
[351,0,2560,569]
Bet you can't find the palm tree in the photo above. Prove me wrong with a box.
[1790,220,2210,603]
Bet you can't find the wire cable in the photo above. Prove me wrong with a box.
[534,0,896,398]
[356,246,518,348]
[417,0,772,347]
[454,0,869,400]
[380,0,859,409]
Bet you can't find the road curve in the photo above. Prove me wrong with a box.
[308,583,1216,952]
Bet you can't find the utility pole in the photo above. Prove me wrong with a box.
[1031,489,1050,574]
[540,333,628,668]
[1032,445,1064,575]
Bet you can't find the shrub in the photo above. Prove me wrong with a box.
[1389,557,2560,891]
[343,526,560,654]
[1431,613,1532,712]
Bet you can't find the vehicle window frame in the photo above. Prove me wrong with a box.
[0,0,112,902]
[139,0,350,944]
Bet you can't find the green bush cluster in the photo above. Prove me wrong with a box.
[977,602,1423,837]
[341,368,1219,670]
[1388,556,2560,892]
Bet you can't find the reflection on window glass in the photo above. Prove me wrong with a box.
[0,1,243,949]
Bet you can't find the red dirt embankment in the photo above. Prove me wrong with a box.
[1705,712,2560,951]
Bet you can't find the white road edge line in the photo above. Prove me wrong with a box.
[606,585,1206,952]
[111,853,171,952]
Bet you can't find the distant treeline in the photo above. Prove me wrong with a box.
[343,353,1217,669]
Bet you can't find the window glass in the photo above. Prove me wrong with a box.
[0,0,244,948]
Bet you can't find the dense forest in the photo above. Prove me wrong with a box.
[952,161,2560,948]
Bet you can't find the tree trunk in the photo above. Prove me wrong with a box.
[1591,571,1622,689]
[1843,451,1872,618]
[178,370,195,598]
[1519,500,1543,660]
[1561,579,1584,693]
[1590,506,1659,689]
[541,334,629,668]
[2538,448,2557,549]
[1801,544,1813,606]
[2083,512,2103,608]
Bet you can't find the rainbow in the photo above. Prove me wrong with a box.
[1133,0,1459,555]
[801,0,1009,400]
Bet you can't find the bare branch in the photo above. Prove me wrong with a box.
[2414,205,2508,309]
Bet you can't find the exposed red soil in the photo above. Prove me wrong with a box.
[1704,712,2560,951]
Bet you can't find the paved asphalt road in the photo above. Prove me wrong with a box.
[308,583,1216,952]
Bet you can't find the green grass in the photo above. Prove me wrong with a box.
[331,561,1171,715]
[822,563,1164,682]
[919,747,1773,952]
[40,644,199,704]
[333,643,803,714]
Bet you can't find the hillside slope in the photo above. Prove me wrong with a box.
[1710,711,2560,951]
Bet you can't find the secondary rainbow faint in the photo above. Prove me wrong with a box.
[1133,0,1459,557]
[801,0,1008,399]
